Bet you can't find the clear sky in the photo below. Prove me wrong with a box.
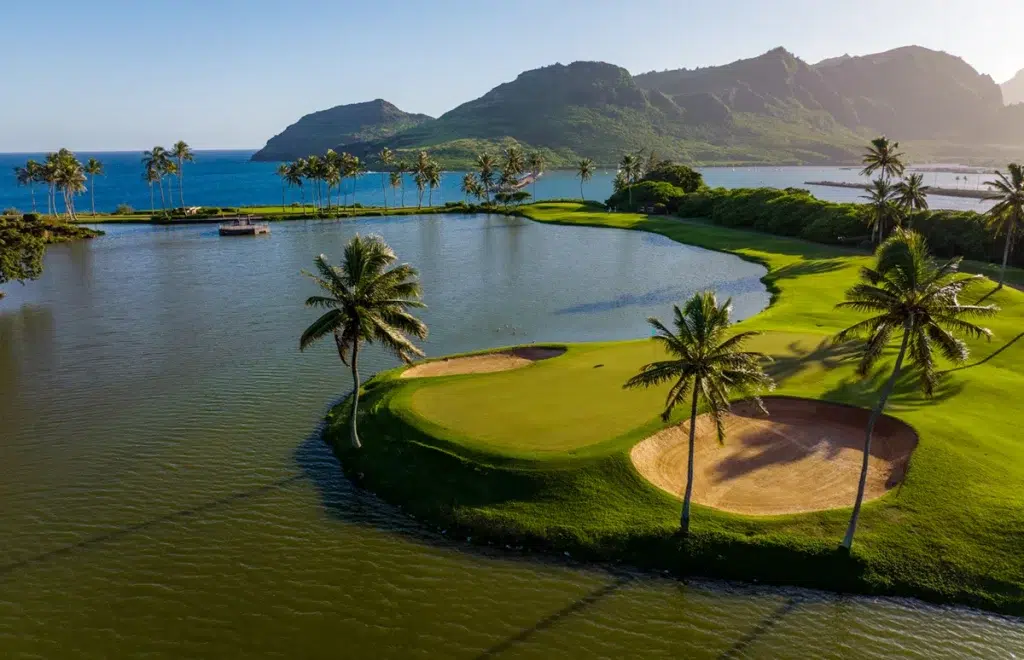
[4,0,1023,152]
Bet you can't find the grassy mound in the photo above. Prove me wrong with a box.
[327,202,1024,614]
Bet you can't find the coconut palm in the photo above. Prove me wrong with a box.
[144,166,159,211]
[895,173,930,224]
[860,136,906,182]
[390,170,402,207]
[41,153,60,216]
[527,152,544,200]
[170,140,194,208]
[624,291,775,534]
[142,147,170,211]
[612,170,628,194]
[84,158,104,216]
[414,171,427,209]
[305,155,324,211]
[53,151,86,220]
[862,177,901,243]
[276,163,290,212]
[576,158,594,201]
[476,153,495,203]
[426,161,441,207]
[833,230,996,548]
[502,144,525,178]
[619,153,641,208]
[289,159,307,212]
[299,235,427,449]
[14,161,40,214]
[378,147,394,210]
[347,155,364,207]
[984,163,1024,287]
[460,172,478,204]
[324,150,342,209]
[396,160,409,207]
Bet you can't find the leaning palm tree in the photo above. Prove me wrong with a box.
[527,151,544,200]
[170,140,194,208]
[863,177,901,244]
[14,162,39,214]
[624,292,774,534]
[860,136,906,183]
[460,172,477,204]
[299,235,428,449]
[834,230,996,549]
[426,161,441,207]
[576,158,594,201]
[142,146,170,211]
[984,163,1024,287]
[84,158,104,216]
[895,172,930,226]
[378,147,394,210]
[390,170,402,207]
[476,153,495,203]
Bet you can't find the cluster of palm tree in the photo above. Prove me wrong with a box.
[983,163,1024,287]
[625,229,997,548]
[13,149,94,220]
[141,141,194,212]
[459,145,545,206]
[859,137,930,242]
[275,150,378,213]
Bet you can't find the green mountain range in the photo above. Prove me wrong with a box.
[252,47,1024,168]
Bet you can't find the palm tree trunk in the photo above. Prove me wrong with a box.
[681,378,700,534]
[178,158,185,208]
[150,183,154,212]
[281,182,286,213]
[998,226,1013,288]
[30,185,36,214]
[90,175,96,215]
[349,340,362,449]
[381,173,388,211]
[580,180,584,202]
[428,186,433,207]
[158,178,166,211]
[841,317,912,550]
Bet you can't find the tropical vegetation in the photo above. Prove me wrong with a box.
[983,163,1024,287]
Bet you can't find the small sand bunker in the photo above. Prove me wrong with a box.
[630,397,917,515]
[400,347,566,379]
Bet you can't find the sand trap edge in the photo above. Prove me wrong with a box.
[400,346,567,379]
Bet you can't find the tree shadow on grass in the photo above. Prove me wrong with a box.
[764,339,861,384]
[823,365,964,413]
[765,258,847,282]
[942,331,1024,374]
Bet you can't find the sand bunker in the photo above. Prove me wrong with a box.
[630,397,917,515]
[400,347,566,379]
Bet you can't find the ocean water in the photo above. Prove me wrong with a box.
[0,150,997,215]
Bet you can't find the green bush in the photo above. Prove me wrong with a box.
[606,181,687,211]
[113,203,135,215]
[643,163,704,193]
[3,207,20,216]
[22,213,40,223]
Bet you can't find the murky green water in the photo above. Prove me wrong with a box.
[1,215,1020,658]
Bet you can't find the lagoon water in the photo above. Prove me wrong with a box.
[2,213,1022,657]
[0,150,997,214]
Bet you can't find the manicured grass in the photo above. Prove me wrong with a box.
[329,202,1024,613]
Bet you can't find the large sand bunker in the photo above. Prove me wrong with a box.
[401,347,566,379]
[630,397,917,515]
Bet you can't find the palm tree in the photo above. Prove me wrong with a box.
[305,155,323,211]
[860,136,906,183]
[984,163,1024,287]
[576,158,594,201]
[527,151,544,200]
[503,144,525,179]
[142,147,170,211]
[289,159,307,212]
[144,166,159,211]
[833,230,996,549]
[324,149,342,210]
[476,153,495,203]
[390,170,402,207]
[619,153,638,207]
[396,160,409,207]
[84,158,104,215]
[170,140,194,208]
[42,153,60,216]
[378,147,394,210]
[276,163,290,212]
[325,162,341,212]
[624,292,774,534]
[14,161,40,214]
[414,171,426,209]
[347,155,364,207]
[299,235,428,449]
[895,173,930,226]
[53,151,86,220]
[863,177,901,243]
[460,172,477,204]
[426,161,441,207]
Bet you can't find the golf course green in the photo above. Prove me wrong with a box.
[328,202,1024,614]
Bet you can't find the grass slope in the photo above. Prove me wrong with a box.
[331,203,1024,613]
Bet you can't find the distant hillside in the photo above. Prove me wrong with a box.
[1002,69,1024,105]
[341,60,862,168]
[251,100,432,162]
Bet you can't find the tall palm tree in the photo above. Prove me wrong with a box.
[862,177,901,244]
[42,153,60,216]
[305,155,323,211]
[170,140,194,209]
[984,163,1024,287]
[142,147,170,211]
[53,151,86,221]
[324,149,342,210]
[390,171,402,208]
[619,153,639,208]
[396,160,409,208]
[299,235,428,449]
[426,161,441,207]
[860,136,906,183]
[460,172,477,204]
[833,230,996,549]
[624,292,774,534]
[503,144,525,178]
[325,162,341,212]
[144,166,159,211]
[276,163,290,212]
[289,159,307,212]
[14,162,39,214]
[414,171,426,209]
[527,152,544,200]
[378,147,394,210]
[476,153,495,203]
[349,155,365,207]
[895,172,930,226]
[576,158,594,201]
[84,158,104,216]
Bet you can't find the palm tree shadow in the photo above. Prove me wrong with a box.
[764,339,861,384]
[823,365,964,413]
[942,331,1024,374]
[766,259,847,282]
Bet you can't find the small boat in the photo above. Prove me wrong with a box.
[219,215,269,236]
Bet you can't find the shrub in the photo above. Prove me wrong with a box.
[3,207,20,216]
[22,213,40,223]
[220,207,236,213]
[652,202,667,215]
[642,163,704,193]
[606,181,687,212]
[113,203,135,215]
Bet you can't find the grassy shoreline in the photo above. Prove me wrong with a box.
[323,202,1024,615]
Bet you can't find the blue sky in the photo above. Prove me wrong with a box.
[4,0,1022,151]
